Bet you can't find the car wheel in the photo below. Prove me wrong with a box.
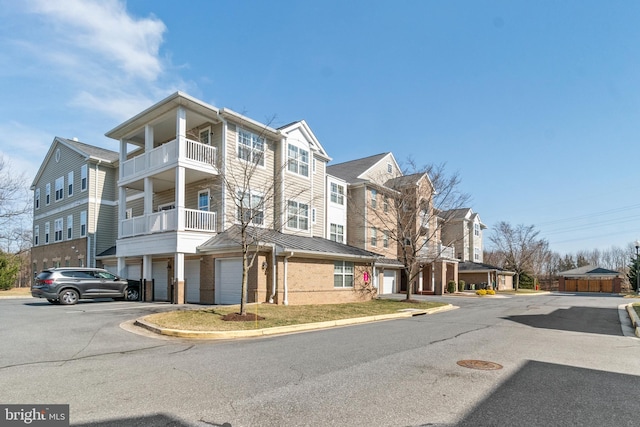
[59,289,79,305]
[47,299,60,304]
[126,287,140,301]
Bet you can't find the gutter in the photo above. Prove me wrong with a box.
[283,252,293,306]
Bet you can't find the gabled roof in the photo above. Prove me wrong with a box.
[198,225,380,260]
[458,262,515,275]
[278,120,331,161]
[327,152,392,184]
[31,137,118,188]
[385,172,429,190]
[559,265,621,276]
[439,208,487,228]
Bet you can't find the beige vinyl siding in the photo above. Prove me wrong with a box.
[223,123,277,229]
[360,154,401,186]
[346,186,367,249]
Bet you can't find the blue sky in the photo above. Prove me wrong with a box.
[1,0,639,255]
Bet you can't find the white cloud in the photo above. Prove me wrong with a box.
[28,0,167,81]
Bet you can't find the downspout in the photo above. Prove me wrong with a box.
[283,251,293,306]
[268,245,277,303]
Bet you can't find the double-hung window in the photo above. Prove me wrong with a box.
[35,188,40,210]
[44,222,50,244]
[287,144,309,177]
[67,215,73,240]
[237,128,265,166]
[237,191,264,225]
[80,211,87,237]
[34,225,39,246]
[55,177,64,201]
[45,183,51,205]
[330,183,344,205]
[81,165,88,191]
[370,189,377,209]
[383,231,389,248]
[54,218,63,242]
[370,227,377,246]
[330,223,344,243]
[68,171,74,197]
[287,200,309,231]
[474,223,480,236]
[334,261,354,288]
[198,190,210,211]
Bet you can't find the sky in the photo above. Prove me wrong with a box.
[1,0,640,256]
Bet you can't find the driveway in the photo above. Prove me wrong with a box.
[1,293,638,426]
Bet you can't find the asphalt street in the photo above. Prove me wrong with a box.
[0,294,638,426]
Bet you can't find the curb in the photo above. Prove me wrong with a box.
[625,303,640,338]
[134,304,458,339]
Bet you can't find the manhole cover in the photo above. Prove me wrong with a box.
[457,360,503,370]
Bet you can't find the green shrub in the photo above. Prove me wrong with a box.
[447,280,456,293]
[458,280,465,292]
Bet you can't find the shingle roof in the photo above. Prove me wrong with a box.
[199,225,381,259]
[385,172,424,189]
[558,265,621,276]
[58,137,119,162]
[458,261,513,273]
[326,152,390,183]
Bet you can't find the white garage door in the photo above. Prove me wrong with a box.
[215,258,242,305]
[103,264,117,275]
[152,261,168,301]
[126,264,141,281]
[185,259,200,304]
[382,270,396,294]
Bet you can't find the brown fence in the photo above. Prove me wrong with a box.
[564,279,613,293]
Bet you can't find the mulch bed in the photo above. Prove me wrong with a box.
[221,312,266,322]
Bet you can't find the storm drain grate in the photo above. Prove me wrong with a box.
[457,360,503,370]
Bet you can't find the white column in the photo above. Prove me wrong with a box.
[117,257,126,279]
[119,139,127,180]
[118,186,126,238]
[176,166,185,231]
[144,177,153,215]
[145,125,154,168]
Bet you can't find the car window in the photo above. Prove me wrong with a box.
[63,271,94,279]
[36,272,52,280]
[94,271,117,280]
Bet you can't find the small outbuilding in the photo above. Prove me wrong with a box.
[557,265,622,293]
[457,262,515,291]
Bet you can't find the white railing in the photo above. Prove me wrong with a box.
[418,243,456,260]
[120,138,217,180]
[120,208,216,238]
[185,209,216,231]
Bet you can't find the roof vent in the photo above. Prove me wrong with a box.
[72,137,79,141]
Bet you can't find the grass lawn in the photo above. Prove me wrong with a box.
[498,289,547,294]
[634,303,640,318]
[144,299,447,331]
[0,287,31,297]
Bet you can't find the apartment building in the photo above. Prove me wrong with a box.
[31,137,118,273]
[327,153,459,295]
[98,92,379,305]
[440,208,486,263]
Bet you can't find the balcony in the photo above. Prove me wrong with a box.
[120,208,217,238]
[418,243,456,260]
[121,138,217,182]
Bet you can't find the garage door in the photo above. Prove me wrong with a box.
[126,264,141,281]
[185,259,200,303]
[152,261,168,301]
[381,270,396,294]
[215,258,242,305]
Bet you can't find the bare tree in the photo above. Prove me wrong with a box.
[358,161,470,300]
[488,222,548,290]
[210,118,312,315]
[0,155,30,251]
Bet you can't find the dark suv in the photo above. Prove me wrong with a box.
[32,268,140,305]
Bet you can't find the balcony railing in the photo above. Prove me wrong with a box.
[418,243,456,260]
[121,138,217,180]
[120,208,216,238]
